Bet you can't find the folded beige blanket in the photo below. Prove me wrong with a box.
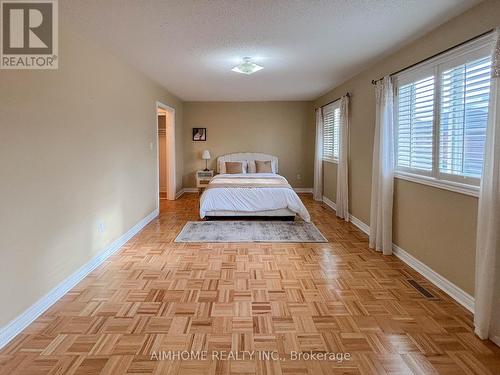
[206,175,292,190]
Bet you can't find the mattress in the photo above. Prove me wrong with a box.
[204,208,296,217]
[199,173,310,221]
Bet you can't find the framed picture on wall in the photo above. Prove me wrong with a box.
[192,128,207,141]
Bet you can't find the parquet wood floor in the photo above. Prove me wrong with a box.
[1,194,499,374]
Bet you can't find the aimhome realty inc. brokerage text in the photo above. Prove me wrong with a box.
[150,350,352,363]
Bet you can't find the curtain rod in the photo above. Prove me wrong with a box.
[371,28,495,85]
[316,92,350,110]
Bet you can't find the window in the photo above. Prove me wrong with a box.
[394,34,494,195]
[439,56,491,178]
[397,76,435,172]
[322,101,340,162]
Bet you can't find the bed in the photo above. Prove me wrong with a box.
[199,152,310,222]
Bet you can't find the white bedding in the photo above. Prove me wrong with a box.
[199,173,311,222]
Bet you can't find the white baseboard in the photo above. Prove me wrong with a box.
[349,214,370,235]
[319,198,474,313]
[322,196,361,228]
[492,336,500,347]
[294,188,313,193]
[322,196,336,211]
[175,187,199,199]
[323,195,370,235]
[392,244,474,312]
[322,196,370,234]
[0,208,159,350]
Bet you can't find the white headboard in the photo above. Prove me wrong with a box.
[216,152,278,173]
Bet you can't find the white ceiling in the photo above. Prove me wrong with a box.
[61,0,481,101]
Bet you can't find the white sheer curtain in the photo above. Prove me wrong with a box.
[369,76,394,255]
[475,29,500,346]
[313,108,324,201]
[336,95,349,220]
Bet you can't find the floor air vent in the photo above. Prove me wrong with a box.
[407,279,435,298]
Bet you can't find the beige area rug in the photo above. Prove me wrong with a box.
[175,221,328,243]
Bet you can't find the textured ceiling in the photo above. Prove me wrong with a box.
[61,0,481,101]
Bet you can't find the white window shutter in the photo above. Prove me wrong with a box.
[322,102,341,162]
[439,56,491,178]
[396,76,435,172]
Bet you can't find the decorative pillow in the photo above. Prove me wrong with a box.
[255,160,273,173]
[247,160,256,173]
[248,159,276,173]
[219,160,247,173]
[225,161,244,174]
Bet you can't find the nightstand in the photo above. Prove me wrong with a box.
[196,170,214,191]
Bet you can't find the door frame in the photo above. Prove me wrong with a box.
[156,101,176,202]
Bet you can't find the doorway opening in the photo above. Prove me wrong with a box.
[156,102,176,201]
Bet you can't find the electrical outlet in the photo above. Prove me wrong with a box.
[296,174,301,180]
[97,221,105,234]
[149,142,154,150]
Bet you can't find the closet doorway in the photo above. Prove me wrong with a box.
[157,102,176,201]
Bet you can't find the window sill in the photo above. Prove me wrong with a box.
[395,171,479,197]
[323,159,338,165]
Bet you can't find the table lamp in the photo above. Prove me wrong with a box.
[202,150,211,171]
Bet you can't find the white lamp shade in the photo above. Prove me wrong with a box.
[202,150,211,160]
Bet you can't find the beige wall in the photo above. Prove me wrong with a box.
[0,24,183,326]
[323,161,337,202]
[393,180,478,294]
[314,0,500,295]
[182,102,315,188]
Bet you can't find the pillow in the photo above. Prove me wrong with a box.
[247,160,255,173]
[248,159,277,173]
[219,160,247,174]
[225,161,244,174]
[255,160,273,173]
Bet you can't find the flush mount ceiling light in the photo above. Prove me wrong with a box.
[231,57,264,75]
